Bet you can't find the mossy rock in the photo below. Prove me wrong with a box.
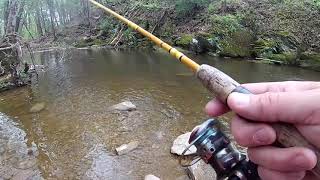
[300,52,320,71]
[75,38,106,48]
[219,30,254,58]
[253,38,282,57]
[175,34,193,48]
[75,39,91,48]
[92,39,105,46]
[196,32,211,39]
[300,52,320,61]
[267,52,298,65]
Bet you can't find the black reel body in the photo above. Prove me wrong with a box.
[188,119,260,180]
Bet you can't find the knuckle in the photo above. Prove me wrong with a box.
[255,92,280,121]
[231,122,248,146]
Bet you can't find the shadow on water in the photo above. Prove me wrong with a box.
[0,48,319,179]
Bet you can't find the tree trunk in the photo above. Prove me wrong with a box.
[1,0,23,84]
[46,0,57,40]
[35,8,43,37]
[3,0,9,34]
[15,0,25,33]
[5,0,19,35]
[40,7,48,34]
[81,0,91,27]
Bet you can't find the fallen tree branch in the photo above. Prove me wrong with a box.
[0,43,16,51]
[110,5,139,45]
[114,10,140,47]
[26,43,38,77]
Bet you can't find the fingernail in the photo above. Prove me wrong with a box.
[228,93,250,107]
[205,101,214,111]
[253,128,272,144]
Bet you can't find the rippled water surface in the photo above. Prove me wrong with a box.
[0,49,319,179]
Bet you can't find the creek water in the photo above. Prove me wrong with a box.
[0,48,319,179]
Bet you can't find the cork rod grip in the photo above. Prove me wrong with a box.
[196,64,320,177]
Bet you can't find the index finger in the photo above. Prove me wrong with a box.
[243,81,320,94]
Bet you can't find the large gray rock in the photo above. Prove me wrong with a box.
[190,35,218,54]
[115,141,139,155]
[171,132,197,156]
[144,174,160,180]
[109,101,137,111]
[187,160,217,180]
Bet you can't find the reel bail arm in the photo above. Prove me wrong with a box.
[187,119,260,180]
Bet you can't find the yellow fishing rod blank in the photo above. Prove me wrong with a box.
[88,0,200,72]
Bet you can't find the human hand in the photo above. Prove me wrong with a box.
[205,81,320,180]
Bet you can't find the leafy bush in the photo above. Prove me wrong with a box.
[268,52,298,65]
[210,14,244,36]
[98,17,115,32]
[208,0,241,14]
[123,29,138,46]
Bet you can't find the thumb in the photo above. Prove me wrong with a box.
[227,91,320,125]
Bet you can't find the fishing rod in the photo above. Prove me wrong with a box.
[89,0,320,179]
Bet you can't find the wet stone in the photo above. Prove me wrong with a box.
[109,101,137,111]
[186,160,217,180]
[171,132,197,156]
[116,141,139,156]
[30,103,46,113]
[145,174,161,180]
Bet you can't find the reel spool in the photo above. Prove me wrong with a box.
[183,119,260,180]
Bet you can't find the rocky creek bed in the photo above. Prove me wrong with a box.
[0,49,319,179]
[0,113,42,180]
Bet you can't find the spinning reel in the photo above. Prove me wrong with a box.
[183,119,260,180]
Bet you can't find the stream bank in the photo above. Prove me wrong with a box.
[28,0,320,72]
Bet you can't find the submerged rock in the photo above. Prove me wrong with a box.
[116,141,139,155]
[187,160,217,180]
[109,101,137,111]
[30,103,46,113]
[145,174,160,180]
[171,132,197,156]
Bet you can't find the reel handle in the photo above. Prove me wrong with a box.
[196,64,320,177]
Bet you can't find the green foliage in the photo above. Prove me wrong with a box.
[210,14,244,36]
[313,0,320,9]
[301,52,320,61]
[98,17,115,32]
[123,29,138,46]
[268,52,297,65]
[161,21,176,38]
[300,51,320,71]
[254,38,279,57]
[208,0,241,13]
